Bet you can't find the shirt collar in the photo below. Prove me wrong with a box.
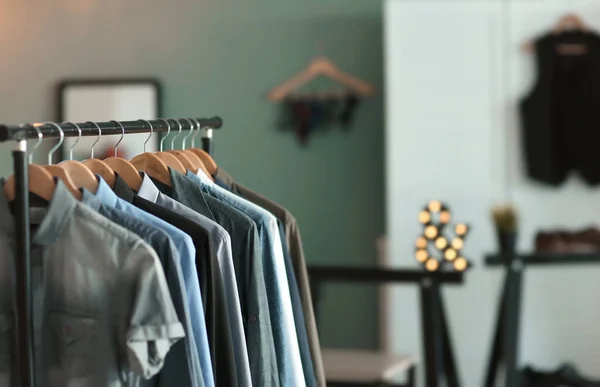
[94,175,119,208]
[188,169,213,185]
[80,188,102,211]
[112,173,135,203]
[0,178,76,246]
[137,172,161,203]
[214,167,234,186]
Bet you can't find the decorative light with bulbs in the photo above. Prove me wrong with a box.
[414,200,471,272]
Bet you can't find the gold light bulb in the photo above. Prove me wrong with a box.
[454,257,468,271]
[439,211,451,224]
[435,237,448,250]
[419,211,431,224]
[451,238,464,250]
[425,258,439,272]
[444,248,457,261]
[425,225,438,239]
[415,249,429,262]
[428,200,442,213]
[416,237,427,249]
[455,223,468,236]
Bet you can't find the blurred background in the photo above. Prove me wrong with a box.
[4,0,600,386]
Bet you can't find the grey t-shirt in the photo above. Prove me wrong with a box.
[0,179,184,387]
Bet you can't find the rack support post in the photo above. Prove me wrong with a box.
[13,140,34,387]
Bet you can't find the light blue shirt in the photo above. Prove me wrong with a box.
[93,176,215,387]
[188,172,306,387]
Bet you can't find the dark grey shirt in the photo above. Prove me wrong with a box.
[80,190,203,387]
[0,180,184,387]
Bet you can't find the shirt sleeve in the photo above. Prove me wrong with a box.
[124,240,186,379]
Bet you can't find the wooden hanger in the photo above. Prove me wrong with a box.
[189,148,217,176]
[4,164,56,202]
[130,119,173,186]
[102,121,142,190]
[153,118,192,174]
[44,165,82,200]
[268,56,375,102]
[57,122,99,193]
[522,13,588,53]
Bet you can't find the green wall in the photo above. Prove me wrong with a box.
[0,1,384,349]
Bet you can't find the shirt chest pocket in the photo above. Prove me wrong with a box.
[49,312,100,378]
[0,313,12,372]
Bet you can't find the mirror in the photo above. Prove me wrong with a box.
[58,78,161,160]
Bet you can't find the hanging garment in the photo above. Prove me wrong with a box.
[215,168,326,387]
[520,30,600,185]
[0,179,184,387]
[144,171,253,387]
[80,191,204,387]
[89,175,215,387]
[191,170,317,387]
[111,174,237,387]
[184,170,307,387]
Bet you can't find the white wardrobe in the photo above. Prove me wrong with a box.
[384,1,600,386]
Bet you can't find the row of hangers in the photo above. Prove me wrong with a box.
[3,118,218,203]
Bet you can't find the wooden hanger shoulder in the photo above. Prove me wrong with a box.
[189,148,218,175]
[155,152,186,173]
[60,160,99,194]
[44,165,82,200]
[4,164,55,202]
[103,157,143,191]
[82,158,116,188]
[131,153,172,186]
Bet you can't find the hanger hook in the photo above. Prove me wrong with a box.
[109,120,125,157]
[44,122,64,165]
[190,118,202,148]
[182,118,195,150]
[28,123,43,164]
[62,122,82,161]
[171,119,183,150]
[138,119,154,153]
[157,118,171,152]
[86,121,102,159]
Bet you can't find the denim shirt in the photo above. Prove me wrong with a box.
[80,190,204,387]
[187,172,306,387]
[92,176,214,387]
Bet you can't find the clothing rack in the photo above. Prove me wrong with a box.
[0,116,222,387]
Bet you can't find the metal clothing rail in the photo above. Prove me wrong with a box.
[0,116,223,387]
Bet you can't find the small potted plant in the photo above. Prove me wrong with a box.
[492,204,518,255]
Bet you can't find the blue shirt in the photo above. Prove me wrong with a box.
[80,190,204,387]
[187,172,306,387]
[93,176,215,387]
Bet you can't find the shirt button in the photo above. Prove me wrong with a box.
[250,316,257,323]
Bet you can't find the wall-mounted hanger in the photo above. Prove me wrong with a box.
[522,13,589,54]
[268,56,375,102]
[188,117,218,176]
[130,119,173,186]
[4,124,55,201]
[58,122,99,193]
[80,121,117,187]
[103,120,143,190]
[42,122,82,199]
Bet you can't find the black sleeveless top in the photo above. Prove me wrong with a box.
[520,30,600,186]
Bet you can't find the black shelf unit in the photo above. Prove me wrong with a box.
[484,252,600,387]
[309,265,467,387]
